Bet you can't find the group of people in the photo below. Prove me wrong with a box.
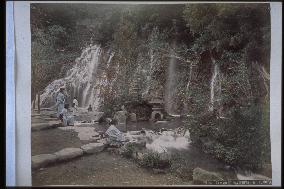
[55,87,93,126]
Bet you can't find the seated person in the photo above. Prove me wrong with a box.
[87,104,93,112]
[61,104,75,126]
[71,102,78,116]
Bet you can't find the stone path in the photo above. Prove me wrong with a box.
[32,143,107,170]
[31,110,109,169]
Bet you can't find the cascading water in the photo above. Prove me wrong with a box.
[209,59,221,112]
[106,52,115,68]
[40,45,114,110]
[186,63,193,91]
[81,46,101,107]
[165,48,177,115]
[165,19,179,115]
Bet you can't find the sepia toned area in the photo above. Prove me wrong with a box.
[31,3,271,186]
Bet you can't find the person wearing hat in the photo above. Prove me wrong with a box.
[56,87,65,118]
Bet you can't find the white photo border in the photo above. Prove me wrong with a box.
[8,1,282,186]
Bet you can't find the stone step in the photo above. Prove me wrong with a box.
[54,148,84,161]
[32,154,58,169]
[32,143,106,170]
[80,143,106,154]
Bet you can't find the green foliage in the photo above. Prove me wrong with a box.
[121,143,136,158]
[139,152,172,169]
[183,3,270,169]
[189,102,270,169]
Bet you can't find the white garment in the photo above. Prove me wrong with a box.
[56,92,65,117]
[73,99,79,108]
[105,125,125,142]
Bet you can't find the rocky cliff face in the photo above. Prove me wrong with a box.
[40,40,189,115]
[40,45,109,109]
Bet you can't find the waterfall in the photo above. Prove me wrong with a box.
[40,44,114,110]
[165,19,179,115]
[107,52,115,68]
[209,59,221,112]
[186,62,193,91]
[165,48,177,114]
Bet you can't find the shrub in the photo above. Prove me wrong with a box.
[139,151,172,169]
[189,102,270,170]
[121,143,136,158]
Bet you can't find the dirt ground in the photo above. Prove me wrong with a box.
[32,151,192,186]
[32,128,89,156]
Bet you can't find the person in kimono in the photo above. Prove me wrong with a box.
[73,97,79,110]
[56,87,65,118]
[61,104,74,126]
[72,97,79,116]
[87,104,93,112]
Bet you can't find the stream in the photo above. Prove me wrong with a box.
[56,116,271,182]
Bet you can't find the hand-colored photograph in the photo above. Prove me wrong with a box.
[30,3,272,186]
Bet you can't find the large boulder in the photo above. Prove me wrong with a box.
[193,167,224,184]
[32,154,58,169]
[81,143,106,154]
[54,148,83,161]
